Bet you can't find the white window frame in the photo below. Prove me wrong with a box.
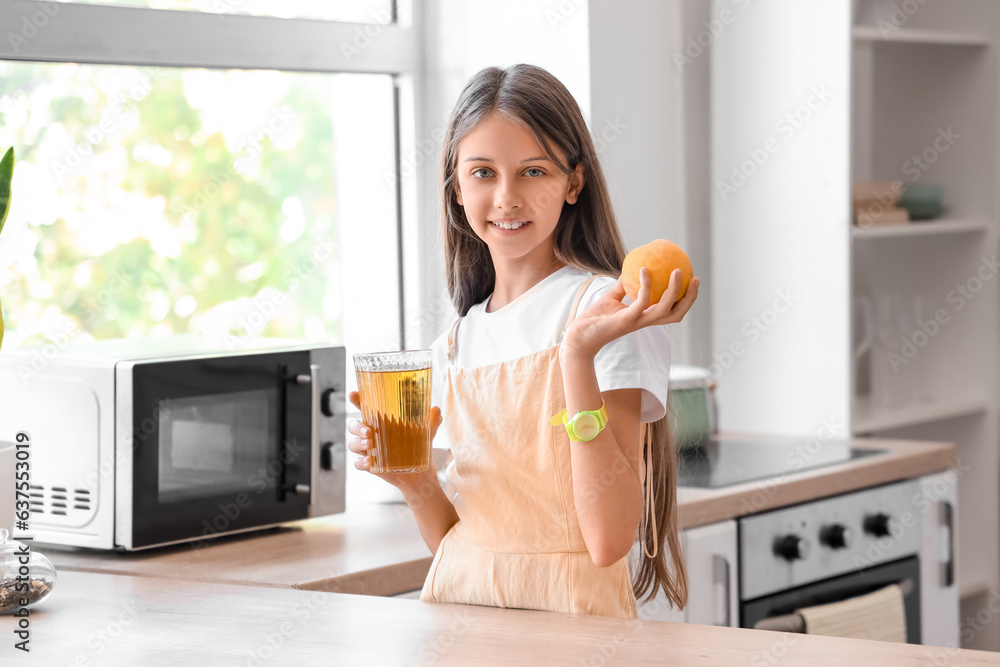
[0,0,429,351]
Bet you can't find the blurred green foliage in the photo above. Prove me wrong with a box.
[0,62,347,347]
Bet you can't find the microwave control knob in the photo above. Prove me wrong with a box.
[773,534,810,561]
[820,523,851,549]
[864,513,892,538]
[321,441,334,471]
[321,388,342,417]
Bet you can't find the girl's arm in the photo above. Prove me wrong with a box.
[560,269,700,567]
[347,393,459,554]
[560,357,644,566]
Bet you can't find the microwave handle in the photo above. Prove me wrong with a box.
[279,365,314,499]
[307,363,320,505]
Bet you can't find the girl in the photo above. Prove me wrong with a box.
[348,64,699,619]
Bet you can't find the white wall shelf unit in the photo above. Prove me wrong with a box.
[851,25,989,47]
[713,0,1000,651]
[852,219,989,239]
[853,397,988,434]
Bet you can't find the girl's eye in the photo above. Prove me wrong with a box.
[471,168,493,178]
[524,168,545,177]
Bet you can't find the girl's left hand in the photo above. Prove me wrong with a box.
[562,268,700,359]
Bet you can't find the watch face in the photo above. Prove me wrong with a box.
[574,413,600,441]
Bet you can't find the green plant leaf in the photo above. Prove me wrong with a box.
[0,147,13,237]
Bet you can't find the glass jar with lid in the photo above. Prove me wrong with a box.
[0,528,56,614]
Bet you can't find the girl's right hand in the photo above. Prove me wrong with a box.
[347,390,444,495]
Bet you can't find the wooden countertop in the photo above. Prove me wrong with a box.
[1,570,993,665]
[47,500,433,597]
[47,434,957,597]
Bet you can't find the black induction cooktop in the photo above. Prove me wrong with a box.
[677,437,887,489]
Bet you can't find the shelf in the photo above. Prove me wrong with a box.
[852,219,989,240]
[852,26,989,47]
[960,576,999,600]
[852,396,988,434]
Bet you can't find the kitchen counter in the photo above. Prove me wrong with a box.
[676,432,957,529]
[47,433,957,597]
[1,570,993,665]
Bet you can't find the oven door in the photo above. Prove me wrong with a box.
[741,556,921,644]
[116,350,317,549]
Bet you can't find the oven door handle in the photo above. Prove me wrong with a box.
[943,500,954,587]
[713,554,731,627]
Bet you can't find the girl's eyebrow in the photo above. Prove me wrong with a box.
[462,156,550,163]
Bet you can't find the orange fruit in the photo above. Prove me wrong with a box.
[622,239,693,305]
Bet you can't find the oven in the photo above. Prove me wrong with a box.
[739,479,923,643]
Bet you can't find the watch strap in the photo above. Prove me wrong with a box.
[549,402,610,442]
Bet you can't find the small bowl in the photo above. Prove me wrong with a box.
[899,185,946,220]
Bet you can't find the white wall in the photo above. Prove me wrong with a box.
[711,0,852,436]
[411,0,592,349]
[588,0,712,366]
[415,0,713,368]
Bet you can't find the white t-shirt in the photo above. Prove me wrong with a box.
[429,266,671,445]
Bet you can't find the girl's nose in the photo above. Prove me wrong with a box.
[493,179,522,210]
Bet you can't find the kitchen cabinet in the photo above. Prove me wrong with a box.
[920,471,960,647]
[636,519,738,627]
[711,0,998,648]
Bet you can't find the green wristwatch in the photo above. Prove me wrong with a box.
[549,402,610,442]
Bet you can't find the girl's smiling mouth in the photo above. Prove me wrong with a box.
[490,218,531,231]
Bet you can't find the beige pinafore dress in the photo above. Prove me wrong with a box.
[419,276,639,618]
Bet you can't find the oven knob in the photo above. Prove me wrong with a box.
[820,523,851,549]
[864,513,892,538]
[773,535,810,561]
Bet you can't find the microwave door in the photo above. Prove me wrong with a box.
[118,351,314,550]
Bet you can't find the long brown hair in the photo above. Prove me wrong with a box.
[439,64,687,610]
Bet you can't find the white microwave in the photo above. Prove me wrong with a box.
[0,335,346,550]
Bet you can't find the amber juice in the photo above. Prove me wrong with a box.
[354,361,432,474]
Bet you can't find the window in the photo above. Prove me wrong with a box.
[0,1,415,351]
[52,0,395,23]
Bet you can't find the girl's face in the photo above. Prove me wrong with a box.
[454,113,584,268]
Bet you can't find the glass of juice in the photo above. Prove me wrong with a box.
[353,350,433,473]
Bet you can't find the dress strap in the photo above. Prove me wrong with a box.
[562,275,599,335]
[641,422,659,559]
[447,317,462,364]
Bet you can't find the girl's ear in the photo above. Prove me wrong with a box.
[454,181,464,206]
[565,163,585,204]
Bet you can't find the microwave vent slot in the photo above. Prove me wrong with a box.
[25,483,93,520]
